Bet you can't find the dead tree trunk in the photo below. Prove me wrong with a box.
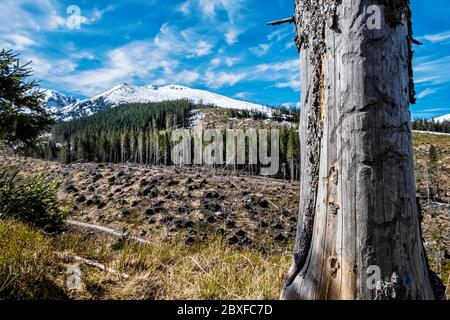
[282,0,438,300]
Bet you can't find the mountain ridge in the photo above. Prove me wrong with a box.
[41,89,78,113]
[434,113,450,122]
[52,84,274,121]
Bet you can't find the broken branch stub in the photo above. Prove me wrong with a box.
[267,17,295,26]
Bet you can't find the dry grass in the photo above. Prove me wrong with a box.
[0,220,67,299]
[413,133,450,150]
[58,232,291,300]
[0,220,290,300]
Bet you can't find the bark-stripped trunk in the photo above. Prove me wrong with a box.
[282,0,438,300]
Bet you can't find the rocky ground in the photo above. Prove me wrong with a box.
[6,158,299,253]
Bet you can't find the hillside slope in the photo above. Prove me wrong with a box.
[59,84,274,121]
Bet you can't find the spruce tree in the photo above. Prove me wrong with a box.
[0,49,54,150]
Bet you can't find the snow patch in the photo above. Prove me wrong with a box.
[413,130,450,136]
[434,114,450,122]
[58,84,274,121]
[41,89,78,114]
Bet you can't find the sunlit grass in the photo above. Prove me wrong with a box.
[0,220,290,300]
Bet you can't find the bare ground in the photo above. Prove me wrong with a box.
[5,157,299,254]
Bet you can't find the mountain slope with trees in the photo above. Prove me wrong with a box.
[34,101,302,181]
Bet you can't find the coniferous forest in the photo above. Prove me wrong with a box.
[412,119,450,133]
[32,101,301,181]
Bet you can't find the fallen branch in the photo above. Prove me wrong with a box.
[73,256,130,279]
[67,220,153,245]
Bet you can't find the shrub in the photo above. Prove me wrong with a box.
[0,167,67,233]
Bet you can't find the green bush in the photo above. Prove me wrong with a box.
[0,168,67,233]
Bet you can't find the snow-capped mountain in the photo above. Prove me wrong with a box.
[434,113,450,122]
[41,89,78,113]
[59,84,273,121]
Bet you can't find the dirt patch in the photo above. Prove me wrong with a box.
[4,157,299,253]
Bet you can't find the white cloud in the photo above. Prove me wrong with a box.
[250,44,271,57]
[51,23,217,95]
[420,31,450,43]
[0,1,113,35]
[191,40,214,57]
[178,0,246,45]
[264,26,295,53]
[414,56,450,85]
[267,27,292,42]
[210,56,238,67]
[234,92,250,99]
[66,4,115,29]
[158,69,200,86]
[26,55,77,79]
[0,0,116,96]
[205,70,246,88]
[157,24,215,58]
[57,40,176,95]
[224,57,238,67]
[0,0,112,33]
[225,28,239,45]
[180,0,245,22]
[198,0,218,17]
[275,79,300,90]
[416,88,437,99]
[48,14,66,30]
[91,6,115,22]
[253,59,300,91]
[0,0,65,32]
[1,34,35,50]
[177,1,192,15]
[201,57,300,90]
[285,41,296,50]
[210,57,221,66]
[256,59,299,73]
[175,70,200,83]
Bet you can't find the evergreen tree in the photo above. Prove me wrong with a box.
[0,49,54,150]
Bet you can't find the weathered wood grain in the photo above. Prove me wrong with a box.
[282,0,437,300]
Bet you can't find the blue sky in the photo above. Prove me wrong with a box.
[0,0,449,118]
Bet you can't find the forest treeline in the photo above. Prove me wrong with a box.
[32,101,301,180]
[25,100,449,181]
[413,119,450,133]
